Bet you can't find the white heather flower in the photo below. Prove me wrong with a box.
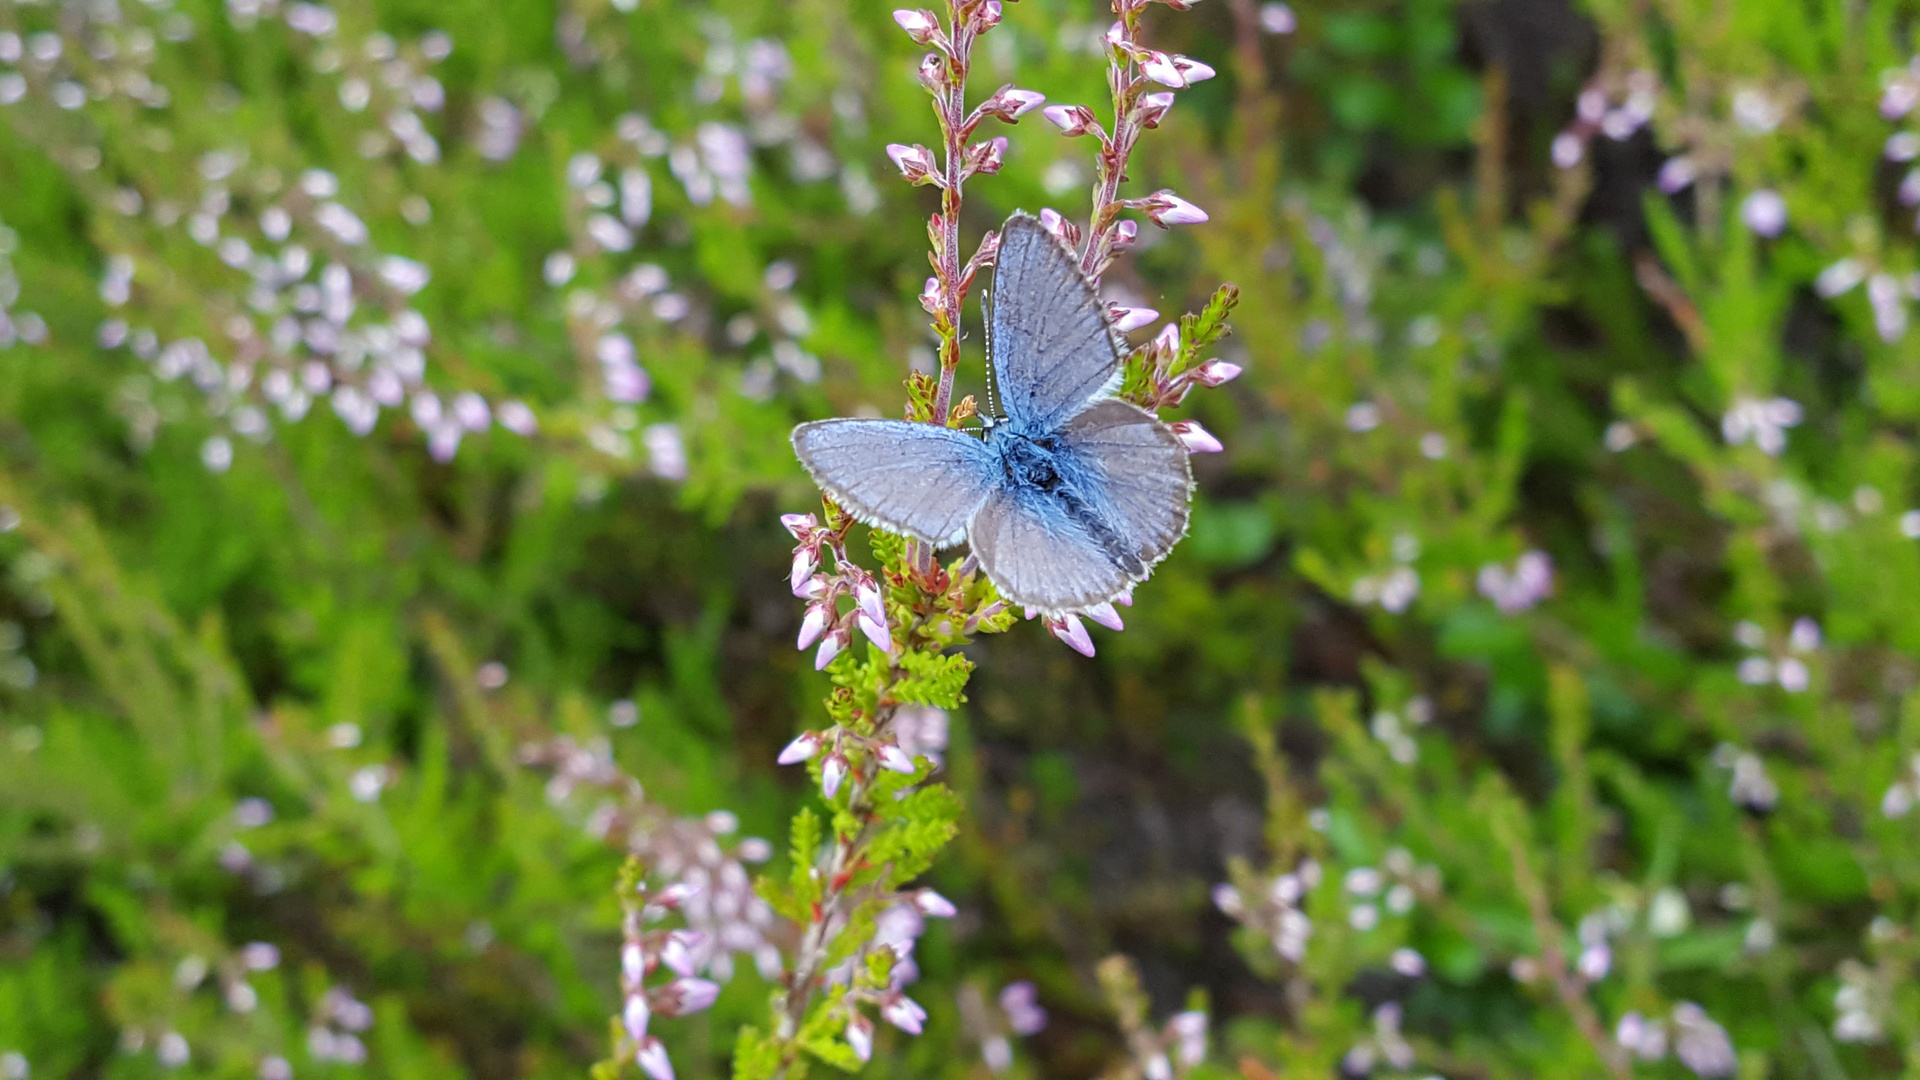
[1672,1003,1736,1078]
[1741,189,1787,237]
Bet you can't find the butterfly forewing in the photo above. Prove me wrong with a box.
[989,214,1121,432]
[1056,399,1192,570]
[791,419,998,546]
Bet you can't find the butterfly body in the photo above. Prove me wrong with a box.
[791,212,1193,615]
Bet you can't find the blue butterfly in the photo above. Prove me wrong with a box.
[791,212,1192,615]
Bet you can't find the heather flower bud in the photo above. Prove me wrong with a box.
[886,143,942,186]
[1141,52,1216,88]
[1145,190,1209,227]
[1111,219,1139,251]
[623,994,652,1041]
[1045,614,1096,657]
[1084,602,1125,631]
[1190,359,1242,386]
[877,743,916,773]
[659,931,700,976]
[969,0,1003,31]
[1038,208,1082,249]
[855,578,888,625]
[847,1014,875,1062]
[778,732,822,765]
[979,85,1046,124]
[892,8,943,45]
[964,136,1009,177]
[882,994,928,1034]
[920,276,942,315]
[821,754,849,798]
[815,628,849,670]
[857,611,894,653]
[1170,420,1224,453]
[1042,104,1101,137]
[636,1037,674,1080]
[795,574,829,600]
[663,978,720,1014]
[796,604,832,650]
[1134,91,1175,129]
[917,53,947,91]
[780,512,818,540]
[790,546,820,593]
[912,889,958,917]
[623,942,647,983]
[1109,305,1159,332]
[1153,322,1182,356]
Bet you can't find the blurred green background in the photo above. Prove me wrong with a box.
[2,0,1919,1076]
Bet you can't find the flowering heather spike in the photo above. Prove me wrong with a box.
[1046,614,1096,657]
[1084,602,1124,631]
[821,754,849,798]
[1170,420,1224,453]
[1042,104,1101,137]
[1110,305,1159,332]
[882,995,928,1034]
[636,1037,674,1080]
[878,744,916,773]
[779,733,821,765]
[912,889,958,917]
[847,1014,875,1062]
[797,604,832,650]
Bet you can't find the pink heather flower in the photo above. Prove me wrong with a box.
[1258,3,1296,33]
[666,978,720,1014]
[970,0,1003,32]
[877,744,916,774]
[654,882,699,908]
[1146,190,1209,227]
[780,512,818,540]
[1109,304,1159,332]
[965,136,1008,176]
[882,995,928,1035]
[659,932,697,976]
[1169,1011,1207,1068]
[1038,208,1079,247]
[790,547,820,592]
[778,734,820,764]
[1140,52,1216,88]
[1191,359,1243,386]
[815,628,849,670]
[892,9,942,45]
[847,1014,875,1062]
[886,143,941,186]
[795,575,828,600]
[1043,104,1100,137]
[920,276,942,315]
[1657,156,1697,193]
[857,611,894,653]
[1113,584,1134,607]
[912,889,958,917]
[1153,322,1182,355]
[821,754,849,798]
[1046,614,1096,657]
[1170,420,1224,453]
[916,53,947,92]
[797,604,832,650]
[1742,189,1787,237]
[1134,91,1175,129]
[636,1037,674,1080]
[1111,219,1139,251]
[622,942,646,983]
[623,994,652,1041]
[855,578,887,625]
[980,85,1046,123]
[1084,602,1124,631]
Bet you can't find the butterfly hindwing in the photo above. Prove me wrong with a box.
[1055,399,1192,573]
[989,213,1121,432]
[791,419,997,546]
[967,483,1137,613]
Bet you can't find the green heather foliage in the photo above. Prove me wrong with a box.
[1,0,1919,1077]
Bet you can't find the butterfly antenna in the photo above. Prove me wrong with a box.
[981,286,1003,426]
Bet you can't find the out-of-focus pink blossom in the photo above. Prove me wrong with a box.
[636,1037,674,1080]
[878,743,916,774]
[664,978,719,1014]
[912,889,958,917]
[847,1014,875,1062]
[882,994,928,1034]
[623,995,651,1041]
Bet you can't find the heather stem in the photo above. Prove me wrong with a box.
[929,0,976,427]
[1081,0,1146,277]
